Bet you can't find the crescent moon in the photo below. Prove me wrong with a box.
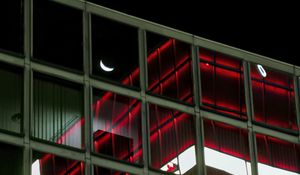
[100,60,114,72]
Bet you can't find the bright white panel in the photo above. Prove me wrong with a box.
[258,163,299,175]
[204,147,251,175]
[31,160,41,175]
[160,146,196,174]
[178,146,196,174]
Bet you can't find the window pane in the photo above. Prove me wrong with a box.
[256,134,300,175]
[0,142,23,175]
[33,0,83,71]
[251,64,297,131]
[149,103,196,174]
[32,73,84,149]
[204,119,251,175]
[92,89,143,164]
[0,0,23,54]
[91,15,140,88]
[0,63,23,133]
[147,32,194,104]
[94,165,135,175]
[199,48,246,119]
[32,151,85,175]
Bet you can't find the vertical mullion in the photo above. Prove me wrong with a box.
[192,38,206,175]
[24,0,32,174]
[243,61,258,175]
[138,28,149,175]
[83,3,91,175]
[192,39,201,106]
[293,68,300,142]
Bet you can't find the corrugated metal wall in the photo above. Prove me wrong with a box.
[33,78,83,148]
[0,68,22,133]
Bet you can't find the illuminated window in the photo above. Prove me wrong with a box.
[32,151,85,175]
[92,89,143,164]
[0,1,23,54]
[147,32,194,104]
[251,64,297,131]
[0,63,23,133]
[33,0,83,71]
[256,134,300,175]
[199,49,246,119]
[149,104,196,174]
[91,15,140,88]
[203,119,251,175]
[32,73,84,149]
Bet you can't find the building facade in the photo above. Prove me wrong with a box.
[0,0,300,175]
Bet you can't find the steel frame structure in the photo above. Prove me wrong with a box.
[0,0,299,175]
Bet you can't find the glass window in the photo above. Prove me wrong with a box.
[0,142,23,175]
[256,134,300,175]
[251,64,297,131]
[92,89,143,164]
[32,73,84,149]
[32,151,85,175]
[91,15,140,88]
[0,0,23,55]
[94,165,135,175]
[203,119,251,175]
[148,103,196,174]
[146,32,194,104]
[33,0,83,71]
[0,63,23,133]
[199,48,246,119]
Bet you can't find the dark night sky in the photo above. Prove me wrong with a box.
[91,1,299,66]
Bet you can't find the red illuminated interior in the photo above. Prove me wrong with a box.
[38,40,298,174]
[39,39,195,174]
[39,154,84,175]
[256,134,300,173]
[251,65,298,131]
[204,120,250,161]
[199,49,246,119]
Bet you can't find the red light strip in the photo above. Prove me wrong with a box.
[40,39,298,174]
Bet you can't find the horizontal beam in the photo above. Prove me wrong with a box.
[86,2,194,44]
[52,0,85,10]
[252,125,299,144]
[91,155,144,174]
[146,94,195,115]
[201,110,248,129]
[0,52,24,67]
[90,78,141,99]
[30,140,85,161]
[0,132,24,147]
[31,62,84,84]
[194,36,294,74]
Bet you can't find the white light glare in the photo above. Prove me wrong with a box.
[31,159,41,175]
[257,64,267,78]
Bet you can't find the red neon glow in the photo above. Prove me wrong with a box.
[40,154,84,175]
[199,49,246,119]
[251,66,297,131]
[167,163,178,172]
[39,40,298,174]
[204,120,250,161]
[256,134,300,173]
[56,117,85,149]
